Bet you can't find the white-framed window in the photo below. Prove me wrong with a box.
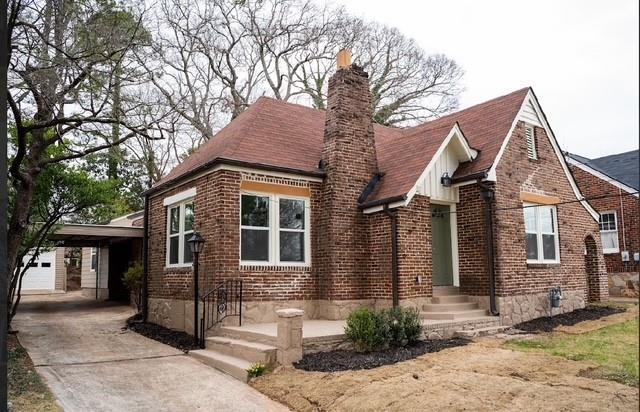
[240,192,310,266]
[90,248,97,271]
[525,124,537,160]
[599,211,619,254]
[524,203,560,264]
[166,200,195,267]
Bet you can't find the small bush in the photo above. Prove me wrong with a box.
[247,362,267,378]
[344,308,390,352]
[345,307,422,352]
[123,262,143,312]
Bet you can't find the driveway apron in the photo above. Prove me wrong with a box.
[13,292,287,411]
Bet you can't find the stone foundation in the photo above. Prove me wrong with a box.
[497,290,586,326]
[148,297,435,332]
[608,272,639,297]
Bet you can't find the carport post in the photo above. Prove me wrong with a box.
[95,242,100,300]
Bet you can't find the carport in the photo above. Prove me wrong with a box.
[49,223,143,301]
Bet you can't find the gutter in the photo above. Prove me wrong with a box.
[144,158,326,197]
[477,179,499,316]
[142,193,150,322]
[383,205,400,307]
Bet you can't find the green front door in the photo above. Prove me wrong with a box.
[431,204,454,286]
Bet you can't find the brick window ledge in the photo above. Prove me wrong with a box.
[526,263,561,269]
[240,265,311,272]
[163,266,192,274]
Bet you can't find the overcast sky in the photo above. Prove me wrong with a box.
[334,0,639,159]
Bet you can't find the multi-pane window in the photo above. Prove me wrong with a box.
[525,124,537,160]
[166,200,195,266]
[524,204,559,263]
[599,212,619,253]
[240,194,309,265]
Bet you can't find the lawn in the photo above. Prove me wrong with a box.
[507,318,639,386]
[8,335,59,411]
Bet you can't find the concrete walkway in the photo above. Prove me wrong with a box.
[13,292,288,412]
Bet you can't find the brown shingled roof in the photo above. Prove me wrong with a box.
[152,87,531,205]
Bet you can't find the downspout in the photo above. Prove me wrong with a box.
[478,180,499,316]
[383,205,399,308]
[142,194,150,322]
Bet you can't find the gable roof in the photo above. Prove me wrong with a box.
[566,150,639,192]
[151,88,531,204]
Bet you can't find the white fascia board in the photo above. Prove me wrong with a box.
[163,187,197,206]
[565,157,639,197]
[487,89,600,221]
[400,124,474,208]
[362,199,407,215]
[152,163,323,199]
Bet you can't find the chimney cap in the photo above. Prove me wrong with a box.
[337,49,352,69]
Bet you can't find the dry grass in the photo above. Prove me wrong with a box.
[8,335,59,412]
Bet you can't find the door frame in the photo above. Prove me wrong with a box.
[430,200,460,287]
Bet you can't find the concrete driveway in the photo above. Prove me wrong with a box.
[13,292,287,412]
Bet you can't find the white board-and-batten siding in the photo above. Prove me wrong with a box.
[416,144,460,203]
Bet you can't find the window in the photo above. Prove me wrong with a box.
[90,248,97,271]
[240,193,309,265]
[599,212,619,254]
[524,204,559,263]
[525,124,537,160]
[166,200,195,266]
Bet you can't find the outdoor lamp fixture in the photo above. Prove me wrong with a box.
[440,172,453,187]
[188,231,205,347]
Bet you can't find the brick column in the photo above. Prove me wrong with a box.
[276,309,304,365]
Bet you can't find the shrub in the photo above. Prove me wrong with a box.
[345,307,423,352]
[344,308,390,352]
[247,362,267,378]
[123,262,143,312]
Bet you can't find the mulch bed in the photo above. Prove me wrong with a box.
[512,305,625,333]
[126,314,200,352]
[294,338,470,372]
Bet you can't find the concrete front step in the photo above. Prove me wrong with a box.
[431,295,469,304]
[423,302,478,312]
[432,286,460,297]
[454,325,510,338]
[206,336,277,364]
[189,349,253,382]
[421,308,489,320]
[218,326,277,346]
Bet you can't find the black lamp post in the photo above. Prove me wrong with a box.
[188,231,205,347]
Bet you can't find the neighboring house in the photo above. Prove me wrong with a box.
[20,248,66,294]
[49,211,144,301]
[143,52,607,333]
[566,150,639,296]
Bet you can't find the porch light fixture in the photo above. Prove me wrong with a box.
[188,231,205,347]
[440,172,453,187]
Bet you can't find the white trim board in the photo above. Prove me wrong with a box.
[486,89,600,221]
[163,187,197,206]
[566,157,639,198]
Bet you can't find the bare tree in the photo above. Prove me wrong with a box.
[6,0,162,323]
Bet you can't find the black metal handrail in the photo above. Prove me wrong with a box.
[199,279,243,347]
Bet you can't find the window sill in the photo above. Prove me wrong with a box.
[240,264,311,272]
[527,261,561,268]
[164,265,192,273]
[603,249,620,255]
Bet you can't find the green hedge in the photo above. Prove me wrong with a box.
[344,307,423,352]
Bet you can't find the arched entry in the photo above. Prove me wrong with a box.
[584,235,602,302]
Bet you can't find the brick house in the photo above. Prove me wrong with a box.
[142,52,608,332]
[566,151,639,296]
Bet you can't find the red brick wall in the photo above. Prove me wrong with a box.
[318,65,379,301]
[492,121,607,300]
[396,195,432,299]
[457,184,491,296]
[569,165,640,273]
[147,170,322,302]
[365,212,392,300]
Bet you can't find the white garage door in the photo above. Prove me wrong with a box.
[21,251,56,291]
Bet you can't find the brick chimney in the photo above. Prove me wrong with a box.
[318,50,379,305]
